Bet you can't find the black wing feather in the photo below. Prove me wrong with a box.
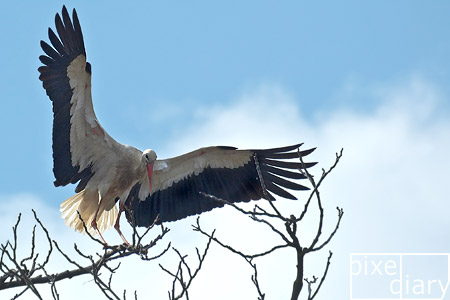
[48,28,66,56]
[262,173,309,191]
[125,144,316,227]
[264,181,297,200]
[262,165,307,179]
[261,158,317,169]
[40,41,60,60]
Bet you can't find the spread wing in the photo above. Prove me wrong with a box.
[38,6,124,192]
[125,144,316,227]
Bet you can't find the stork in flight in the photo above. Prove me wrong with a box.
[38,6,316,245]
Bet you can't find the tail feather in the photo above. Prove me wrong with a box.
[60,190,118,235]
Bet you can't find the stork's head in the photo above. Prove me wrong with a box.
[142,149,157,191]
[142,149,157,165]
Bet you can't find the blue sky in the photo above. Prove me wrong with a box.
[2,0,450,196]
[1,1,450,299]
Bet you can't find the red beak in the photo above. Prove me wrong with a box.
[147,162,154,192]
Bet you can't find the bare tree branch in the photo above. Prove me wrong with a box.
[159,226,214,300]
[0,210,170,299]
[304,251,333,300]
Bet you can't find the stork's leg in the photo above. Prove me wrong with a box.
[91,192,108,246]
[114,202,130,246]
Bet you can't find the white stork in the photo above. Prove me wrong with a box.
[38,6,316,245]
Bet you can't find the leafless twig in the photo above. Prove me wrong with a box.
[0,210,171,299]
[159,225,214,300]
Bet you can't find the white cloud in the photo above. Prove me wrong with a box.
[165,75,450,299]
[1,75,449,299]
[164,84,311,155]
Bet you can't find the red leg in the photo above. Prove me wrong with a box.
[91,195,108,246]
[114,202,130,246]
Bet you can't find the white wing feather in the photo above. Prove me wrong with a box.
[67,54,124,173]
[137,147,253,200]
